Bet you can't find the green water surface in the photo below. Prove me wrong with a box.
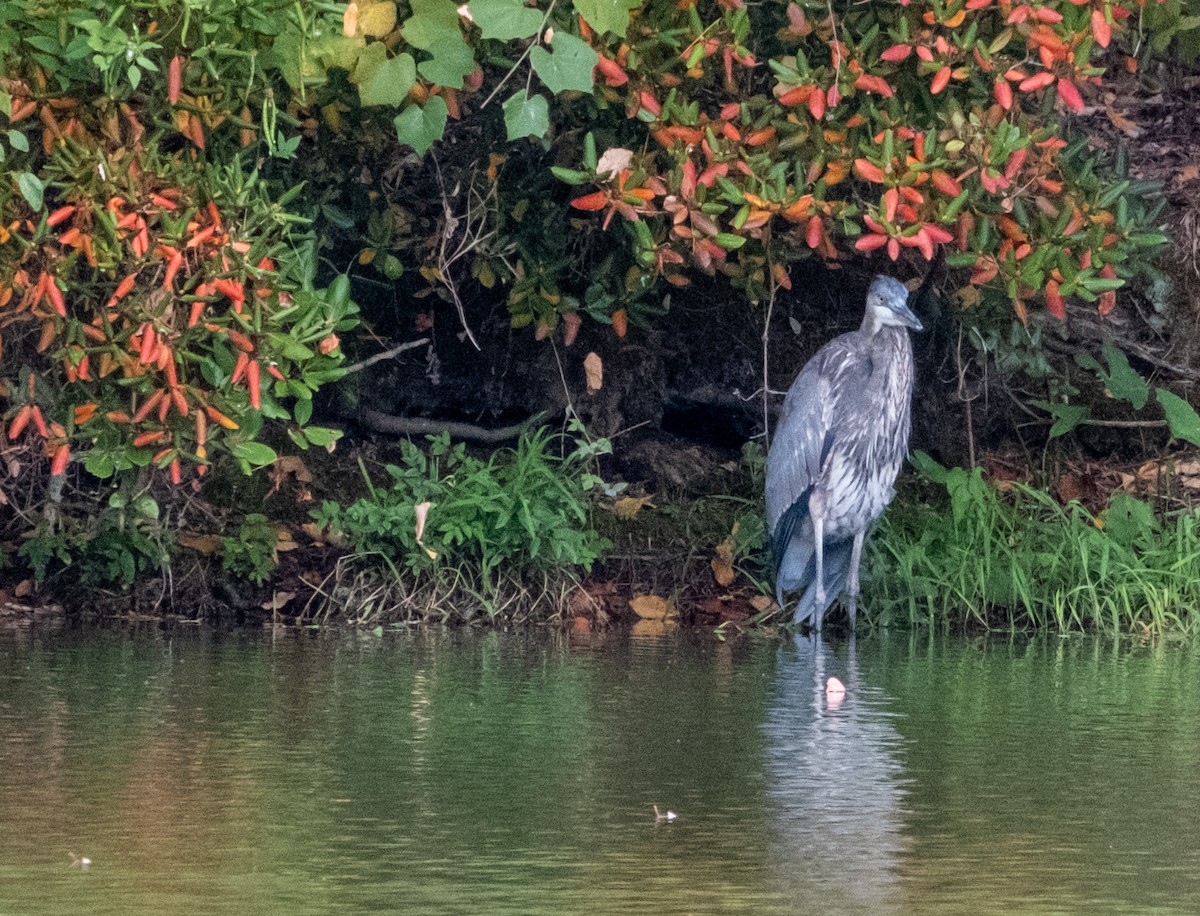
[0,626,1197,915]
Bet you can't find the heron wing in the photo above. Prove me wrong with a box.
[766,335,870,549]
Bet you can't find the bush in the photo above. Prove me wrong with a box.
[312,428,610,600]
[0,1,358,496]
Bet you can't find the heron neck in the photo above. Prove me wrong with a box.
[860,312,883,335]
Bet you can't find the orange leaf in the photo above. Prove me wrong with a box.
[168,55,183,104]
[930,66,952,95]
[571,191,609,212]
[611,308,628,338]
[1092,8,1111,48]
[50,444,70,476]
[1045,280,1065,320]
[853,73,894,98]
[1018,71,1055,93]
[853,158,886,183]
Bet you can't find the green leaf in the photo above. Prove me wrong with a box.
[354,45,416,107]
[551,166,588,185]
[232,441,279,468]
[529,32,597,94]
[468,0,543,40]
[1079,276,1125,293]
[1098,344,1149,410]
[84,452,116,479]
[1101,492,1158,548]
[1033,401,1089,438]
[16,172,44,210]
[393,96,448,155]
[303,426,344,447]
[1157,388,1200,447]
[8,129,29,152]
[403,0,461,51]
[572,0,636,37]
[417,34,475,89]
[502,90,549,140]
[909,450,949,485]
[294,397,313,425]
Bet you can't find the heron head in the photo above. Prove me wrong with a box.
[865,275,922,332]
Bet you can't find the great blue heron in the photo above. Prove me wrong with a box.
[766,275,921,629]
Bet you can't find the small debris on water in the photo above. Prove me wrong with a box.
[825,676,846,699]
[653,805,678,822]
[68,852,91,870]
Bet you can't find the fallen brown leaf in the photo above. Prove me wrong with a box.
[629,594,675,620]
[177,531,223,554]
[1104,102,1141,137]
[260,590,297,611]
[711,536,735,586]
[584,351,603,393]
[301,522,328,545]
[274,525,300,552]
[614,494,655,519]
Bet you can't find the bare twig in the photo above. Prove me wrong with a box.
[360,408,547,443]
[761,240,780,448]
[341,337,430,375]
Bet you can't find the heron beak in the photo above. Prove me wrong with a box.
[898,301,922,331]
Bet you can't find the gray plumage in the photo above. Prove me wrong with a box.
[766,275,921,630]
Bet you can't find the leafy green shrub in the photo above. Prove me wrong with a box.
[312,428,610,595]
[221,513,278,586]
[871,452,1200,634]
[17,492,165,586]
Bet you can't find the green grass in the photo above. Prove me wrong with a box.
[868,456,1200,635]
[307,427,610,622]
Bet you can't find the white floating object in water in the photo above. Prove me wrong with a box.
[825,676,846,698]
[653,805,678,822]
[68,852,91,870]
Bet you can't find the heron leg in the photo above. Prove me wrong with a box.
[812,515,825,610]
[846,530,865,625]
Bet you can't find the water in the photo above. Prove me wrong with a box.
[1,625,1198,915]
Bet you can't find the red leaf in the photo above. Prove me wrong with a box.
[51,444,70,476]
[930,66,952,95]
[994,78,1013,110]
[880,44,912,62]
[1092,8,1111,48]
[168,55,183,104]
[562,311,581,347]
[883,187,899,222]
[808,88,825,120]
[853,74,894,98]
[805,215,823,249]
[931,169,963,197]
[854,233,889,252]
[1056,77,1084,112]
[1018,71,1055,93]
[853,158,886,183]
[571,192,609,212]
[1045,280,1065,319]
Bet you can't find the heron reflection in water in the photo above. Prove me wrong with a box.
[767,275,920,629]
[763,634,908,913]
